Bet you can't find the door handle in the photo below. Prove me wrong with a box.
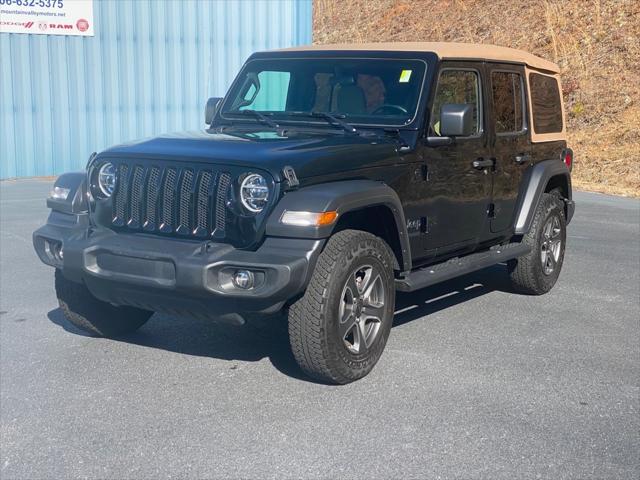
[515,153,531,165]
[472,158,495,169]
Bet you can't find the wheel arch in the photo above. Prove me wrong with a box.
[544,174,569,198]
[514,160,572,235]
[332,206,404,272]
[265,180,411,272]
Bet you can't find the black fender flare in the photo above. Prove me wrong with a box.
[266,180,411,271]
[47,172,89,215]
[514,160,573,235]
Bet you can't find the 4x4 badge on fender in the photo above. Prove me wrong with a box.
[406,218,421,232]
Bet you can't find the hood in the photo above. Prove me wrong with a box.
[99,128,402,182]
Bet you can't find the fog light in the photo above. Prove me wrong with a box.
[51,242,63,262]
[44,239,64,264]
[232,270,255,290]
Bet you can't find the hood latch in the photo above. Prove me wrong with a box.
[282,165,300,190]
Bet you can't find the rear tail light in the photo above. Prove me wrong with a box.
[562,148,573,171]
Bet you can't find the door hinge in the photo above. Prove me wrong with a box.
[487,203,496,218]
[420,216,428,233]
[421,164,429,181]
[414,165,429,182]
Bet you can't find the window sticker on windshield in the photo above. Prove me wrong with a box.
[399,70,412,83]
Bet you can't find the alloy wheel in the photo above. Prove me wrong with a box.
[338,265,386,354]
[540,214,562,275]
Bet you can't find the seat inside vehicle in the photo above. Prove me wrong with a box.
[330,74,367,114]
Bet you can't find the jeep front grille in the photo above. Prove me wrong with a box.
[111,162,231,239]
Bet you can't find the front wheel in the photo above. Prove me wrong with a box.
[55,270,153,337]
[288,230,396,384]
[508,192,567,295]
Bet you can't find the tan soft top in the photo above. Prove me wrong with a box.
[275,42,560,73]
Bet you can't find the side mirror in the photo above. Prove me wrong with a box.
[205,97,223,125]
[440,103,474,137]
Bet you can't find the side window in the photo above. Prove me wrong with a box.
[241,71,291,111]
[492,71,524,134]
[529,73,563,134]
[430,70,480,136]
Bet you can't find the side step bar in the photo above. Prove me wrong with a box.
[395,242,531,293]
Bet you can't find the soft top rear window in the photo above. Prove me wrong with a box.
[529,73,563,134]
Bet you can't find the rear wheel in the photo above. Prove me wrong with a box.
[288,230,396,384]
[508,192,566,295]
[55,270,152,337]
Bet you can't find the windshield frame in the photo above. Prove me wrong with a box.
[218,56,430,129]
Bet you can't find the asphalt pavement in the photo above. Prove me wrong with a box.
[1,179,638,479]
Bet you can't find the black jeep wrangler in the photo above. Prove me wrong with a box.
[34,42,574,384]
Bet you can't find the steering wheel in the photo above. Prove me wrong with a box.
[372,104,409,115]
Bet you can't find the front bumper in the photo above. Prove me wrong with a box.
[34,211,324,319]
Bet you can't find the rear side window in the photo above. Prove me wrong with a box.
[430,70,481,136]
[529,73,563,134]
[492,72,524,133]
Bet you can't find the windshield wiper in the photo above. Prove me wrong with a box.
[227,109,279,128]
[311,111,357,133]
[287,111,357,134]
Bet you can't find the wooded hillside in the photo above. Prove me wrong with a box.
[314,0,639,196]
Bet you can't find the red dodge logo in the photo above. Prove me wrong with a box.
[76,19,89,32]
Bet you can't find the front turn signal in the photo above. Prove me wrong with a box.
[280,210,338,227]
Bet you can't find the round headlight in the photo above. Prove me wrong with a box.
[240,174,269,213]
[97,163,116,197]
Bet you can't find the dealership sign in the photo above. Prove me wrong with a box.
[0,0,93,36]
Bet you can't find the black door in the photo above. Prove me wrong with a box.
[417,63,493,258]
[486,65,530,234]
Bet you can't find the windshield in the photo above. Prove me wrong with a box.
[220,58,427,127]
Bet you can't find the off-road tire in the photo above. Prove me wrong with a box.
[55,270,153,337]
[288,230,396,384]
[508,192,566,295]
